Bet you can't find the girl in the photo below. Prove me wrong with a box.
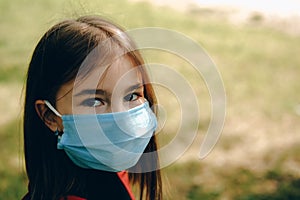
[22,15,162,200]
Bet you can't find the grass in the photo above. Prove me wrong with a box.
[1,0,300,199]
[0,119,27,198]
[163,161,300,200]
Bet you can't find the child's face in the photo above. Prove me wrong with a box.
[55,56,145,115]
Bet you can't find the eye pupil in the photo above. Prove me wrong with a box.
[130,94,134,101]
[125,93,138,101]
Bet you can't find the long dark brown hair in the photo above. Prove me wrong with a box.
[23,15,162,200]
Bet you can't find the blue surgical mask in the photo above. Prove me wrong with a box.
[44,100,157,172]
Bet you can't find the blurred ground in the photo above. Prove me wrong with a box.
[131,0,300,35]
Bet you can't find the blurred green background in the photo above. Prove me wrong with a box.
[1,0,300,199]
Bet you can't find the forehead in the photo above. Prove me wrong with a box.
[96,56,142,93]
[56,56,142,99]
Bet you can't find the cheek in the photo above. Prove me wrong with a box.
[129,98,145,108]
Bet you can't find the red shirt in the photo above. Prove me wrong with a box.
[117,171,135,200]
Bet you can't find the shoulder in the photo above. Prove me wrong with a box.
[22,193,86,200]
[60,195,87,200]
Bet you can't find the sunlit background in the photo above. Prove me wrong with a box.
[0,0,300,199]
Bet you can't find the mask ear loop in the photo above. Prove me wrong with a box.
[44,100,62,117]
[44,100,63,138]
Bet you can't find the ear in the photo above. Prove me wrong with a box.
[35,100,62,132]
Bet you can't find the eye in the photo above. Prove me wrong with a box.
[82,98,105,107]
[124,93,140,102]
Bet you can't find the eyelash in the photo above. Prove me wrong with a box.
[82,98,104,107]
[81,92,142,107]
[124,92,142,102]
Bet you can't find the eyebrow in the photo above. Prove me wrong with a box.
[125,83,143,93]
[75,83,143,96]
